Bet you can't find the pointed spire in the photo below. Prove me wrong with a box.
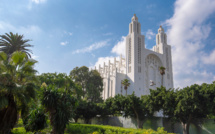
[132,14,138,21]
[158,25,164,32]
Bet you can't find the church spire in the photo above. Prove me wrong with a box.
[132,14,138,21]
[156,25,167,45]
[129,14,141,34]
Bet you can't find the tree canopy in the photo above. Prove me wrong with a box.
[70,66,103,103]
[0,51,38,133]
[0,32,33,58]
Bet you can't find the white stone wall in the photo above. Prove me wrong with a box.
[97,14,174,100]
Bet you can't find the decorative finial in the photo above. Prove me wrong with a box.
[132,14,138,21]
[160,25,162,28]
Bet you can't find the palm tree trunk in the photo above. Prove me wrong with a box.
[161,75,163,86]
[0,95,18,133]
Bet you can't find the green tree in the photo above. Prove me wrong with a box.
[174,84,211,134]
[123,93,152,128]
[0,51,37,133]
[149,84,215,134]
[121,79,130,95]
[39,73,78,134]
[73,100,99,124]
[159,66,165,86]
[0,32,33,58]
[39,73,82,100]
[70,66,89,97]
[86,70,103,103]
[70,66,103,102]
[23,107,47,133]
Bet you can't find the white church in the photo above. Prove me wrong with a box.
[96,14,174,100]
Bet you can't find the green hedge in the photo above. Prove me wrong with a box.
[65,124,175,134]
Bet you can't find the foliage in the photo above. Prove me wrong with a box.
[159,66,165,75]
[123,93,153,128]
[66,124,174,134]
[74,100,99,123]
[0,51,38,133]
[70,66,103,102]
[70,66,89,96]
[23,107,47,133]
[39,73,82,99]
[86,70,103,103]
[39,73,79,134]
[41,85,78,134]
[121,79,130,95]
[0,32,33,58]
[148,82,215,134]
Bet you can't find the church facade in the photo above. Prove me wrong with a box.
[97,14,174,100]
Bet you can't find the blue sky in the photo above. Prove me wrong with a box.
[0,0,215,88]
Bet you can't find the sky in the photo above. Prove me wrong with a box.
[0,0,215,88]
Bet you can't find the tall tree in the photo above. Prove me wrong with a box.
[86,70,103,103]
[70,66,103,102]
[121,79,130,95]
[70,66,89,97]
[39,73,78,134]
[123,93,152,129]
[159,66,165,86]
[0,32,33,58]
[0,51,38,133]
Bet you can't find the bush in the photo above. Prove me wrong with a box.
[66,124,175,134]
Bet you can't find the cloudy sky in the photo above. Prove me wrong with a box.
[0,0,215,88]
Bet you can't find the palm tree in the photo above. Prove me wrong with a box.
[0,32,33,58]
[39,73,78,134]
[159,66,166,86]
[121,79,130,96]
[0,51,37,133]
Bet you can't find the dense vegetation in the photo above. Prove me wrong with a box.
[1,32,215,134]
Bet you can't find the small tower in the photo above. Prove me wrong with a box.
[153,25,168,54]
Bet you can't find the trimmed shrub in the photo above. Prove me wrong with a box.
[66,124,175,134]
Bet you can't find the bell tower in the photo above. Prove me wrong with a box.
[153,25,167,54]
[125,14,145,94]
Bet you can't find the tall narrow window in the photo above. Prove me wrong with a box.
[128,66,131,73]
[138,37,141,64]
[166,47,169,71]
[158,35,160,44]
[138,66,141,73]
[137,23,139,33]
[129,38,131,64]
[131,24,132,33]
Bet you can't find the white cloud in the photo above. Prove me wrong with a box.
[91,36,125,69]
[111,36,126,57]
[0,21,42,39]
[146,29,155,40]
[60,41,68,46]
[69,32,73,36]
[31,0,46,4]
[72,40,109,54]
[32,54,39,59]
[202,49,215,65]
[166,0,215,88]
